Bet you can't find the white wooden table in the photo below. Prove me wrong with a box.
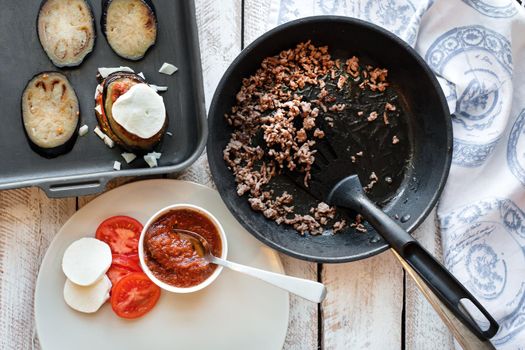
[0,1,455,349]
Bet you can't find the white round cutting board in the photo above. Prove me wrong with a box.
[35,180,289,350]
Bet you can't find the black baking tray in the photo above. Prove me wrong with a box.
[0,0,206,198]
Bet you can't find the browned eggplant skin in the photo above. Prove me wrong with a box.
[101,0,158,61]
[21,72,80,158]
[37,0,96,68]
[95,72,145,148]
[95,72,167,152]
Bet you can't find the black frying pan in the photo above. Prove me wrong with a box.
[208,16,451,263]
[207,16,499,340]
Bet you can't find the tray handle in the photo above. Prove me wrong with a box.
[41,178,109,198]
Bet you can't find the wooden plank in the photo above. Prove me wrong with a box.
[168,0,243,184]
[243,2,319,349]
[321,251,404,349]
[173,153,215,188]
[279,255,319,350]
[405,209,455,350]
[194,0,242,109]
[243,0,274,46]
[0,188,75,350]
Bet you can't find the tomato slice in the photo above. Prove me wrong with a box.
[108,254,143,288]
[112,254,142,272]
[111,272,161,319]
[107,265,134,286]
[96,216,143,254]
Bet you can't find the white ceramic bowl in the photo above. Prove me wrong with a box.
[138,203,228,293]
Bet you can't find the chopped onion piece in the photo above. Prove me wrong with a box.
[166,131,173,136]
[94,104,102,115]
[113,161,121,171]
[94,126,115,148]
[94,84,103,100]
[98,66,134,78]
[138,72,146,79]
[159,62,178,75]
[144,154,158,168]
[121,152,137,164]
[103,136,115,148]
[150,84,168,92]
[79,125,89,136]
[94,126,105,139]
[148,151,162,159]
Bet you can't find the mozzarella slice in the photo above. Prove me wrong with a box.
[112,83,166,139]
[62,238,112,286]
[64,275,112,313]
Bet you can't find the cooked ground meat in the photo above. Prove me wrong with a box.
[364,172,379,192]
[367,111,378,122]
[385,102,396,111]
[351,214,367,233]
[224,41,397,235]
[383,111,390,125]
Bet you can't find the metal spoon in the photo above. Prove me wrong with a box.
[172,229,327,303]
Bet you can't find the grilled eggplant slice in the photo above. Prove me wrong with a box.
[95,72,166,151]
[22,72,80,158]
[37,0,96,67]
[102,0,157,60]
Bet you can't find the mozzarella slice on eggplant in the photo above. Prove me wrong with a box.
[21,72,79,158]
[102,0,157,60]
[112,83,166,139]
[37,0,95,67]
[96,72,167,151]
[62,238,112,287]
[64,275,111,313]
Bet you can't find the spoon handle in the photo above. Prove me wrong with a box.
[211,256,327,303]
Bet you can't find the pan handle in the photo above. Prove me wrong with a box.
[391,249,496,350]
[328,176,499,340]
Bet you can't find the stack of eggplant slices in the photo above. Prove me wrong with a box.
[22,0,177,169]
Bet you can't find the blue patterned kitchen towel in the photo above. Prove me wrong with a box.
[266,0,525,348]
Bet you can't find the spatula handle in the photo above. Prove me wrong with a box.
[328,178,499,340]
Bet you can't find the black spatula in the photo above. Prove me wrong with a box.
[288,142,499,341]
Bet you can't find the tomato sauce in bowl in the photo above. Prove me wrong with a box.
[143,208,223,288]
